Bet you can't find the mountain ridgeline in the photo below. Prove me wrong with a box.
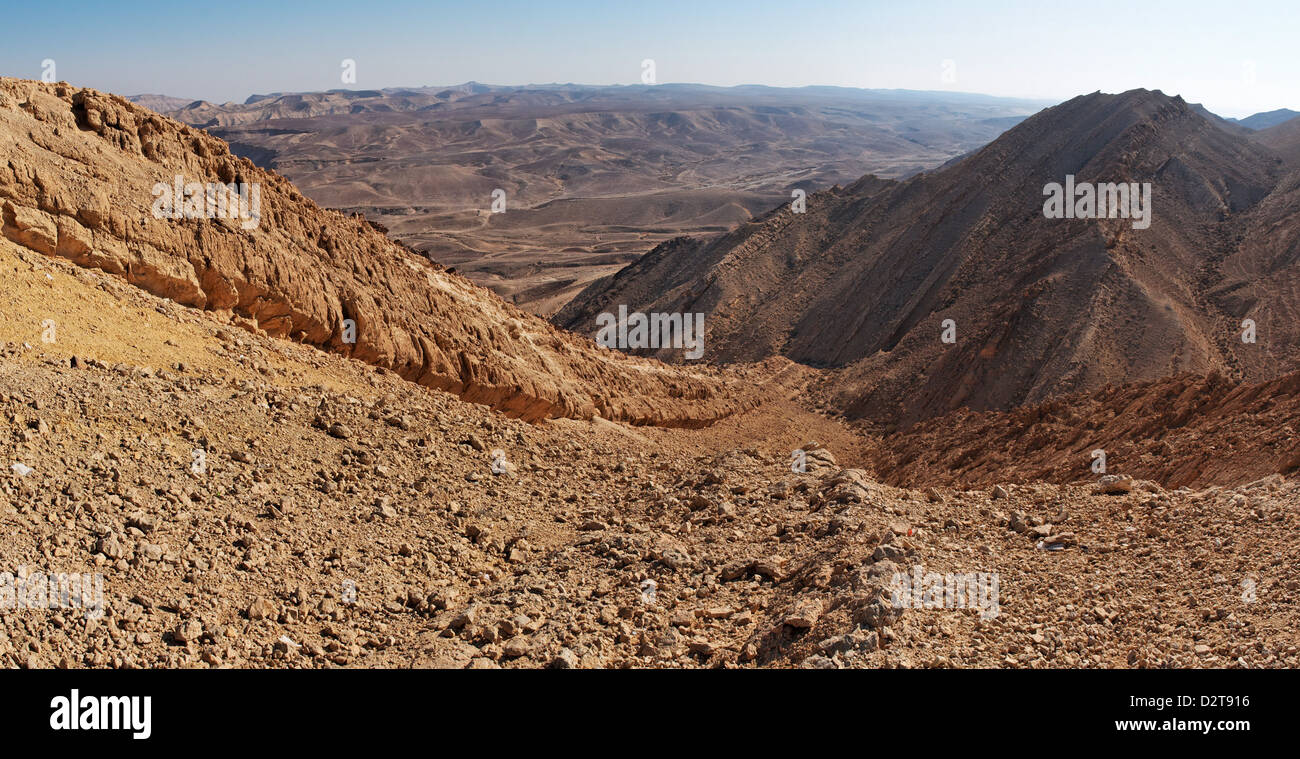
[556,89,1300,427]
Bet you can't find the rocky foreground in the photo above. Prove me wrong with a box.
[2,239,1296,669]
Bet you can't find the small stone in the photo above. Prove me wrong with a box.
[126,512,157,533]
[247,598,275,620]
[174,620,203,643]
[1043,532,1075,547]
[785,598,823,629]
[873,544,904,562]
[1096,475,1134,495]
[753,559,785,582]
[97,534,126,560]
[688,639,719,656]
[502,637,533,658]
[274,636,301,655]
[720,561,752,581]
[451,606,479,629]
[373,498,398,519]
[854,630,880,653]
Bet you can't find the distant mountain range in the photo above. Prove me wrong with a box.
[128,84,1051,314]
[1228,108,1300,130]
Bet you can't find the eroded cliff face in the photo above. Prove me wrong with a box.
[0,78,745,427]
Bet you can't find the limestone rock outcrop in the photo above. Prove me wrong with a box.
[0,78,745,426]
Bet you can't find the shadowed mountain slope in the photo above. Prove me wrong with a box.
[1252,115,1300,166]
[557,89,1298,426]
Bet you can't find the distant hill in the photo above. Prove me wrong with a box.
[125,93,198,112]
[1230,108,1300,130]
[1252,115,1300,165]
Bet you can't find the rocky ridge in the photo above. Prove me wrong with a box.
[557,90,1300,427]
[0,78,743,428]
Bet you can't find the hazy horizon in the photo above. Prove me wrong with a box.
[1,0,1296,119]
[133,81,1060,107]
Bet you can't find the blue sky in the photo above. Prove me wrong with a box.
[0,0,1294,117]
